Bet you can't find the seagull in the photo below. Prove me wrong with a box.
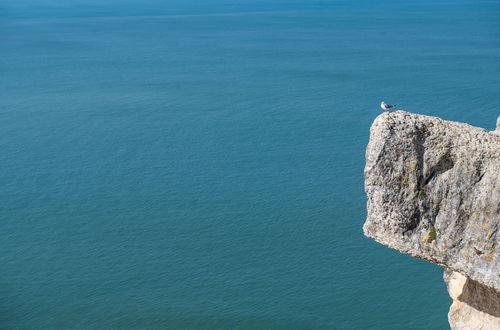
[381,101,396,111]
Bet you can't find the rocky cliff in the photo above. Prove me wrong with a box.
[363,111,499,329]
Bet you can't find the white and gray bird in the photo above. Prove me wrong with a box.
[381,101,396,111]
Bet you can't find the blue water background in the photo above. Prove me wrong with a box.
[1,0,499,328]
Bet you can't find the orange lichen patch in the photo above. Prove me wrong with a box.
[404,161,417,171]
[483,251,495,263]
[421,227,437,243]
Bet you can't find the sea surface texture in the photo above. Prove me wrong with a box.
[1,0,499,329]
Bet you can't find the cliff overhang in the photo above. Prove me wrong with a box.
[363,111,499,329]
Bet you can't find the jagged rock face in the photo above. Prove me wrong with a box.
[444,270,500,330]
[363,111,500,291]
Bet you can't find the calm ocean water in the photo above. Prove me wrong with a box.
[1,0,499,329]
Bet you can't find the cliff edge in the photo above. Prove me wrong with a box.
[363,111,499,329]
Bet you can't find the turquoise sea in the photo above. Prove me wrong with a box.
[1,0,499,329]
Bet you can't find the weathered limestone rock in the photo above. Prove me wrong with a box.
[363,111,499,328]
[444,270,500,330]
